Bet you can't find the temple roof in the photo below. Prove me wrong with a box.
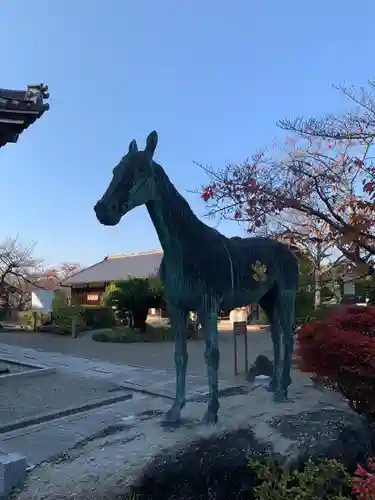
[0,84,50,148]
[61,250,163,286]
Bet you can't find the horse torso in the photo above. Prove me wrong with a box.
[159,236,298,311]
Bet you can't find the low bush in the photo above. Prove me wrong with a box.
[250,458,351,499]
[297,305,375,419]
[92,325,173,343]
[250,456,375,499]
[352,457,375,499]
[81,305,115,329]
[127,456,375,499]
[295,289,315,326]
[91,331,111,342]
[295,302,334,328]
[19,310,51,328]
[52,304,85,334]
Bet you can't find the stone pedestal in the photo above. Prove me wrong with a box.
[14,372,374,500]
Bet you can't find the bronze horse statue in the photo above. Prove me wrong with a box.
[94,131,299,425]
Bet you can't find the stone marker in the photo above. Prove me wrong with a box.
[0,453,27,500]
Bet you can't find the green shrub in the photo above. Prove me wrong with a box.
[295,289,316,326]
[19,310,51,328]
[250,458,351,499]
[103,277,164,332]
[295,301,335,327]
[91,331,110,342]
[258,308,268,324]
[147,325,174,341]
[53,304,85,334]
[82,306,115,329]
[92,325,173,343]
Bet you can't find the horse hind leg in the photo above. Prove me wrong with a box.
[199,304,220,425]
[260,286,295,402]
[259,289,284,402]
[162,303,188,425]
[277,288,296,398]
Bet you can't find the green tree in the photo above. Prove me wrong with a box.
[103,276,165,332]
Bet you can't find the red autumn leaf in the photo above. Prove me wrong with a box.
[201,187,214,202]
[364,182,375,194]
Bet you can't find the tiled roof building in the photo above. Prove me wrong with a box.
[61,251,163,306]
[0,84,49,148]
[62,250,163,286]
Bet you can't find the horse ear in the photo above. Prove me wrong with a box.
[145,131,158,158]
[128,139,138,153]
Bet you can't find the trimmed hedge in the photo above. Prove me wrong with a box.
[18,310,51,328]
[81,305,116,329]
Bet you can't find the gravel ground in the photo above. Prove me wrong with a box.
[10,374,347,500]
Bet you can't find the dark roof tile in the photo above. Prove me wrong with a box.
[62,250,163,286]
[0,84,50,147]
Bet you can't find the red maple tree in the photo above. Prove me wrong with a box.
[297,305,375,417]
[199,80,375,275]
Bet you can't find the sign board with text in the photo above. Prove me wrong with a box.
[233,321,249,376]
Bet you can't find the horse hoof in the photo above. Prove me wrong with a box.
[267,379,276,393]
[273,389,287,403]
[201,410,218,425]
[161,406,181,426]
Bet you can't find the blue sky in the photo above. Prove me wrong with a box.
[0,0,374,268]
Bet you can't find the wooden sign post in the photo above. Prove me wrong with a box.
[233,320,249,376]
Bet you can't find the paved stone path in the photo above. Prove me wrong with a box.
[0,394,154,468]
[0,338,267,480]
[0,341,242,472]
[0,343,239,400]
[0,329,273,379]
[0,372,131,428]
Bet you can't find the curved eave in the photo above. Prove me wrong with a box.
[0,86,50,148]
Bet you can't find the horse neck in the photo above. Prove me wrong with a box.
[146,163,210,255]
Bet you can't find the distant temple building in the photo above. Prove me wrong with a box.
[0,84,49,148]
[61,250,262,323]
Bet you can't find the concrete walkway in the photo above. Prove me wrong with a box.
[0,342,244,470]
[0,392,155,468]
[0,343,240,401]
[0,328,272,380]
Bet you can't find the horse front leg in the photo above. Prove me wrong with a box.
[162,302,188,425]
[199,303,220,425]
